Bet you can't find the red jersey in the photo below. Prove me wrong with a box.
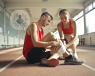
[61,20,73,34]
[23,22,43,59]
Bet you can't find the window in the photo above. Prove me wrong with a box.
[0,13,4,34]
[73,15,78,20]
[5,11,10,18]
[78,11,83,17]
[0,27,2,33]
[93,1,95,8]
[0,5,4,13]
[76,17,84,35]
[0,6,1,12]
[85,4,93,13]
[85,9,95,33]
[54,30,60,39]
[73,11,83,20]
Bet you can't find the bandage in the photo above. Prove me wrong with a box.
[58,40,66,54]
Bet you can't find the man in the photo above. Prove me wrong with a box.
[23,12,84,67]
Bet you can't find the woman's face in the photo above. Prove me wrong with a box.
[59,13,69,23]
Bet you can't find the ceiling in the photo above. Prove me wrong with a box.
[2,0,87,35]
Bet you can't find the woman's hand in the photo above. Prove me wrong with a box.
[61,39,66,45]
[64,43,67,48]
[61,39,64,43]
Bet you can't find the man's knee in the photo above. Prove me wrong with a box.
[48,32,54,36]
[48,32,56,40]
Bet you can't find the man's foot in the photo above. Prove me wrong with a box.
[41,58,59,67]
[58,54,64,60]
[64,55,85,65]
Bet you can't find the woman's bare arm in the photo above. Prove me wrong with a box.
[65,20,78,48]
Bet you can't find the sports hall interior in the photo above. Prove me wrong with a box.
[0,0,95,76]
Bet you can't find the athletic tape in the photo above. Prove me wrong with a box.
[58,40,66,54]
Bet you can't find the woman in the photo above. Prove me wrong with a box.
[57,9,79,58]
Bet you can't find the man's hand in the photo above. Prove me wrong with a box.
[50,46,61,54]
[46,46,52,49]
[52,40,62,47]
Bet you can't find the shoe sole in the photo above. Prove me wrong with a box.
[64,61,84,65]
[58,57,64,60]
[41,58,59,67]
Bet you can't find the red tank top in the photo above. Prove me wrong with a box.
[23,22,43,59]
[61,20,73,34]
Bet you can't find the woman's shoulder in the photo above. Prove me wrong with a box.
[70,19,76,22]
[70,19,76,28]
[57,22,62,27]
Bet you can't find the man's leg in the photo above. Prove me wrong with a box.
[40,32,84,65]
[40,32,57,42]
[40,32,71,59]
[40,32,71,66]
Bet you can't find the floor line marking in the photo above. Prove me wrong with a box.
[82,64,95,72]
[0,55,23,73]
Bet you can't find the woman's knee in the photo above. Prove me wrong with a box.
[66,36,72,42]
[75,38,79,46]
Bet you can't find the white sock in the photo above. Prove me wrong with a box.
[73,53,78,58]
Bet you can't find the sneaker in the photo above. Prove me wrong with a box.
[41,58,59,67]
[64,55,85,65]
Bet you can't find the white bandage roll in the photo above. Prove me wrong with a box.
[58,40,66,54]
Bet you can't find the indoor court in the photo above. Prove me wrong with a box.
[0,0,95,76]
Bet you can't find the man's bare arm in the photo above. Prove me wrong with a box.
[30,23,61,48]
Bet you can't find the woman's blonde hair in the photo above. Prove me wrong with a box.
[59,9,70,19]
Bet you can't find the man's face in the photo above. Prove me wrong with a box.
[60,13,69,23]
[43,16,52,27]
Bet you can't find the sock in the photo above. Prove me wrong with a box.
[66,55,72,59]
[73,53,78,58]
